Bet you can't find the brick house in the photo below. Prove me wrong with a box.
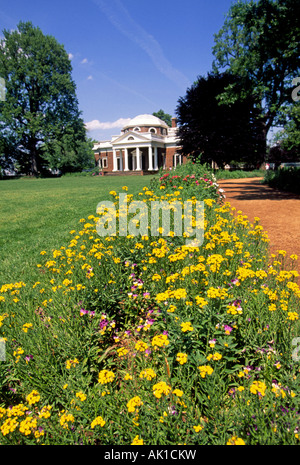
[93,114,186,175]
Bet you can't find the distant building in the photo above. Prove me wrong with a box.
[93,114,186,174]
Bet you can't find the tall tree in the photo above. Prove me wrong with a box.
[176,72,265,167]
[212,0,300,153]
[152,110,172,127]
[0,21,93,175]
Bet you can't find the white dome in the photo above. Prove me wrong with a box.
[123,114,169,130]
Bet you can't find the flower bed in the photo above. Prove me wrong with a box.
[0,162,299,445]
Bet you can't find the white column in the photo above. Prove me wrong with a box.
[119,149,123,171]
[124,148,129,171]
[148,146,153,171]
[112,148,117,171]
[154,146,158,170]
[136,147,141,170]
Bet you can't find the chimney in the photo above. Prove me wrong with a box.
[171,117,177,128]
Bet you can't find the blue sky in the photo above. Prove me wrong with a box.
[0,0,234,141]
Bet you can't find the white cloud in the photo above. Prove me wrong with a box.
[81,58,88,64]
[85,117,131,131]
[93,0,190,91]
[68,53,74,60]
[87,75,93,80]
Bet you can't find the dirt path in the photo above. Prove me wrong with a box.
[217,177,300,276]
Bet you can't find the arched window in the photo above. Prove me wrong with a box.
[133,127,141,132]
[128,136,135,141]
[149,127,157,134]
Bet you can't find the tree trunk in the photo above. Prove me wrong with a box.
[29,139,39,176]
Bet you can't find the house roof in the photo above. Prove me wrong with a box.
[122,114,169,130]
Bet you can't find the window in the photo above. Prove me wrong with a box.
[133,127,141,132]
[102,157,108,168]
[128,136,135,141]
[149,127,156,134]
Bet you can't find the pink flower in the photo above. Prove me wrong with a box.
[224,324,233,334]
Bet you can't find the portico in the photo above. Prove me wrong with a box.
[112,143,160,172]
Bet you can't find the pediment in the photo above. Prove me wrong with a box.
[112,131,150,145]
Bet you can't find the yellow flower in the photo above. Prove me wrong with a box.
[0,417,19,436]
[75,391,87,402]
[139,368,156,380]
[207,352,222,361]
[66,358,79,369]
[26,390,40,405]
[60,412,75,429]
[152,273,161,281]
[268,303,277,312]
[117,347,129,357]
[131,435,144,445]
[19,416,37,436]
[22,323,33,333]
[167,305,177,313]
[91,416,106,429]
[127,396,143,413]
[39,405,52,419]
[227,436,245,445]
[176,352,188,365]
[193,425,203,432]
[135,340,149,352]
[287,312,299,320]
[181,321,194,332]
[98,369,115,384]
[151,334,169,347]
[198,365,214,378]
[250,380,267,396]
[172,389,183,397]
[153,381,171,398]
[195,296,208,308]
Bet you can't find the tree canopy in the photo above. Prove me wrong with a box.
[0,21,94,175]
[152,110,172,127]
[175,72,265,167]
[212,0,300,148]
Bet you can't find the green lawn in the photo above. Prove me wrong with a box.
[0,174,155,284]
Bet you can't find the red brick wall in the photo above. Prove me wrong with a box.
[166,147,177,169]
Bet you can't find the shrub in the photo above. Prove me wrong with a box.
[264,167,300,195]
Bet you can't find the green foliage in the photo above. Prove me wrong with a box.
[215,169,264,180]
[212,0,300,142]
[0,21,92,175]
[176,72,265,167]
[152,109,172,127]
[264,167,300,194]
[152,110,172,127]
[274,103,300,156]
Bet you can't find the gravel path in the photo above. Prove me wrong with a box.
[217,177,300,276]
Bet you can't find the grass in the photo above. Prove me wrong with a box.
[0,175,155,284]
[214,169,264,180]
